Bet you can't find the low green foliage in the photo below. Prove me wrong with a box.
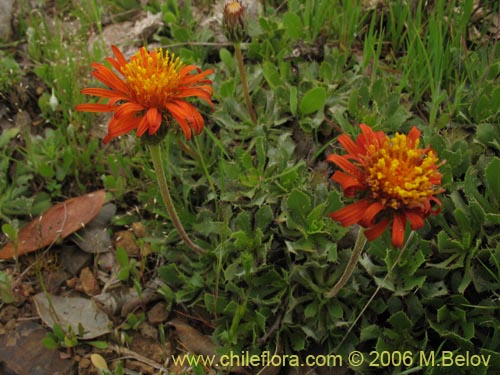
[0,271,15,304]
[0,53,23,95]
[42,322,107,351]
[120,312,146,331]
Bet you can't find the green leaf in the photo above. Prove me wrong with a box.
[436,305,450,323]
[235,211,252,233]
[464,168,492,211]
[299,87,326,115]
[0,272,14,303]
[475,124,500,151]
[162,11,177,23]
[388,311,413,331]
[404,275,426,290]
[421,281,448,298]
[372,78,387,103]
[64,335,78,348]
[262,61,282,89]
[0,128,19,148]
[117,267,130,281]
[360,324,381,342]
[485,213,500,224]
[458,255,473,294]
[326,298,343,319]
[228,300,247,344]
[255,136,267,172]
[289,330,306,351]
[472,94,490,121]
[255,205,274,231]
[1,223,17,241]
[305,203,326,234]
[204,293,228,315]
[219,48,234,70]
[88,341,109,349]
[158,284,175,304]
[38,163,55,179]
[220,79,236,98]
[319,61,333,81]
[115,247,129,268]
[304,301,318,319]
[230,231,251,249]
[492,86,500,108]
[52,323,65,340]
[453,207,473,242]
[158,264,184,286]
[42,336,59,350]
[485,157,500,206]
[286,189,312,227]
[283,12,303,40]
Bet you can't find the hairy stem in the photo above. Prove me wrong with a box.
[148,144,206,256]
[325,228,367,298]
[234,43,257,124]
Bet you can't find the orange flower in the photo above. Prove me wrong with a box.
[327,124,445,247]
[76,46,214,144]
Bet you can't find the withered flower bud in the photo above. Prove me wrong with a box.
[223,0,248,43]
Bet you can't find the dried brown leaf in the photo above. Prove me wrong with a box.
[168,318,218,356]
[0,190,105,259]
[167,318,250,374]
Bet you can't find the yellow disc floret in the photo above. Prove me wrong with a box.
[365,132,441,209]
[122,48,183,108]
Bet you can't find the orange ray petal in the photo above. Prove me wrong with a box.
[337,133,363,156]
[179,68,215,85]
[165,101,194,139]
[81,87,128,99]
[364,217,390,241]
[407,126,421,147]
[391,213,406,248]
[331,171,364,197]
[327,154,363,178]
[179,65,200,76]
[104,113,141,144]
[75,103,114,112]
[177,85,214,97]
[404,209,425,230]
[112,45,128,67]
[189,104,205,135]
[106,57,124,75]
[146,107,162,135]
[358,123,386,151]
[92,66,130,94]
[174,100,205,135]
[329,199,370,227]
[360,201,385,227]
[176,87,214,110]
[429,196,442,214]
[136,115,149,137]
[115,102,145,117]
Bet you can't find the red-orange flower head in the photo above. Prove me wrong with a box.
[327,124,445,248]
[75,46,214,144]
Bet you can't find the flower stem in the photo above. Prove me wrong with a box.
[234,43,257,125]
[148,144,206,256]
[325,228,367,298]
